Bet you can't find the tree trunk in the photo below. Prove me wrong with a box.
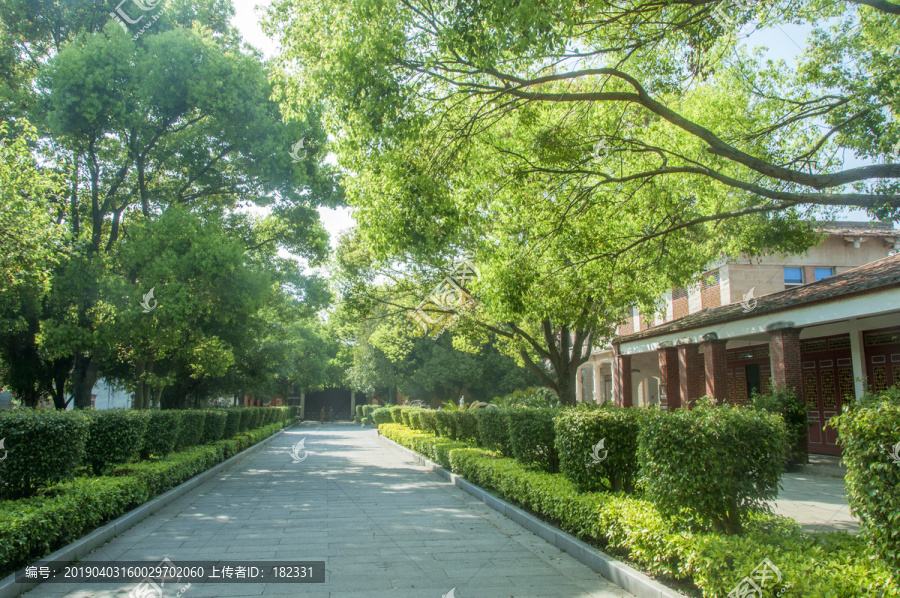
[71,354,97,409]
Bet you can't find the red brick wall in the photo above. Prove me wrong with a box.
[678,344,705,408]
[658,347,680,409]
[771,328,803,399]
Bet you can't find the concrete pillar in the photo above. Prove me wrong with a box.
[769,327,803,399]
[593,361,603,404]
[300,391,306,420]
[658,346,681,409]
[678,343,704,409]
[575,367,584,403]
[702,339,729,404]
[350,390,356,419]
[847,318,866,398]
[613,344,633,408]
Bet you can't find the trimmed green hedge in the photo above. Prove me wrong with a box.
[434,410,456,439]
[222,409,243,440]
[451,410,478,443]
[371,407,393,425]
[506,407,559,472]
[474,407,510,454]
[833,388,900,573]
[176,411,207,450]
[554,406,641,493]
[750,385,809,464]
[362,404,376,426]
[0,411,89,499]
[639,402,787,535]
[84,410,148,475]
[202,410,228,444]
[389,405,403,423]
[0,417,294,579]
[140,410,184,460]
[379,423,900,597]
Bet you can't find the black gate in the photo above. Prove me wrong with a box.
[304,388,366,421]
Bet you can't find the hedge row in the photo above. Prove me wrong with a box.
[0,419,292,579]
[0,407,297,498]
[379,424,899,597]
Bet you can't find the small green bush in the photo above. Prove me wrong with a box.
[237,408,253,432]
[750,385,809,464]
[833,388,900,572]
[0,410,89,499]
[506,406,559,472]
[554,406,641,492]
[638,402,787,534]
[247,408,261,430]
[222,409,242,438]
[201,410,228,443]
[371,407,393,425]
[389,405,403,423]
[84,410,148,475]
[362,404,376,425]
[176,410,207,450]
[419,409,438,433]
[475,407,510,453]
[451,410,478,443]
[434,409,456,438]
[140,410,183,460]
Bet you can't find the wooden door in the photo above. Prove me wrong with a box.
[802,335,854,456]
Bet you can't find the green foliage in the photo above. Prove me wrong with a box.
[750,385,809,464]
[832,390,900,572]
[0,418,289,579]
[434,409,457,439]
[140,410,184,460]
[389,405,403,423]
[371,407,393,425]
[238,408,254,432]
[638,403,787,535]
[554,406,641,493]
[84,411,148,476]
[451,410,478,443]
[222,409,243,439]
[475,407,510,454]
[492,387,561,409]
[362,404,377,425]
[506,407,559,472]
[0,411,88,499]
[201,410,228,444]
[418,409,437,433]
[176,411,207,451]
[399,406,415,427]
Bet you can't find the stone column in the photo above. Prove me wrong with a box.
[350,390,356,420]
[658,346,680,409]
[678,343,704,409]
[300,391,306,420]
[575,367,584,403]
[701,338,729,404]
[613,344,633,408]
[593,361,604,404]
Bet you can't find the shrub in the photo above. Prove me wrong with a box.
[0,410,89,499]
[491,386,560,408]
[84,410,148,475]
[246,408,261,430]
[140,410,183,460]
[176,410,207,450]
[222,409,242,439]
[238,408,253,432]
[390,405,403,423]
[832,390,900,572]
[201,410,228,443]
[400,406,415,427]
[475,407,510,454]
[371,407,393,425]
[554,406,641,492]
[506,407,559,472]
[419,409,438,433]
[750,385,809,464]
[434,409,456,439]
[451,410,478,443]
[362,404,377,425]
[638,402,787,534]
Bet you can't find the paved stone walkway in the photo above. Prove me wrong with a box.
[769,470,859,534]
[24,423,634,598]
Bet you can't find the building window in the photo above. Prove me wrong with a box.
[784,267,804,287]
[814,267,834,281]
[701,271,720,289]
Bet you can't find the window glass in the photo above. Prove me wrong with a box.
[814,267,834,281]
[784,267,803,286]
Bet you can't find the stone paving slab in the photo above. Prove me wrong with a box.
[768,470,859,534]
[22,423,635,598]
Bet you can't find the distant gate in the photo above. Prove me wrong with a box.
[304,388,367,421]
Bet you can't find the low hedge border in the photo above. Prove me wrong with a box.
[378,423,900,597]
[0,417,298,587]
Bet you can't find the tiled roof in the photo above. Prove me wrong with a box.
[619,253,900,342]
[817,221,898,238]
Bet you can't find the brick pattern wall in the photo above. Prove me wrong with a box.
[618,317,634,336]
[613,345,633,407]
[770,328,803,400]
[702,340,728,402]
[701,285,721,310]
[678,344,705,408]
[658,347,680,409]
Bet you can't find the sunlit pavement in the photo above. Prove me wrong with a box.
[768,461,859,534]
[22,422,635,598]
